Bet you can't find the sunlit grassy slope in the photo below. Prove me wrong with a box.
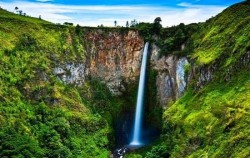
[162,70,250,158]
[0,8,123,157]
[126,1,250,158]
[0,1,250,157]
[191,2,250,65]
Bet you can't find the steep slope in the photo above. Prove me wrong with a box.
[191,1,250,66]
[0,1,250,157]
[126,1,250,157]
[0,8,128,157]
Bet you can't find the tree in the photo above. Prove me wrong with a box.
[15,6,19,14]
[130,19,138,27]
[63,22,73,26]
[154,17,162,24]
[18,10,23,15]
[126,21,129,27]
[114,20,117,27]
[75,24,81,35]
[39,15,41,20]
[153,17,162,35]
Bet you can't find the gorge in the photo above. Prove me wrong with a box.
[0,1,250,158]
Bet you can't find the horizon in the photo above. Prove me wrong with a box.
[0,0,244,27]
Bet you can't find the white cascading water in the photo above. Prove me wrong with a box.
[130,42,149,146]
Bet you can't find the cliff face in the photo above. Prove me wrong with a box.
[53,29,193,108]
[52,3,250,109]
[83,29,144,94]
[53,29,190,106]
[54,29,144,95]
[150,44,189,106]
[1,2,249,157]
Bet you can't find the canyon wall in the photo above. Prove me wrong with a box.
[54,28,250,108]
[54,28,191,106]
[150,44,189,106]
[54,29,144,95]
[83,29,144,95]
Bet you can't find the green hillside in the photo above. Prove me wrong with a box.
[127,1,250,157]
[0,8,122,157]
[191,1,250,66]
[0,1,250,158]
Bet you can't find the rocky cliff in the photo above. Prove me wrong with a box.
[83,29,144,95]
[150,44,189,106]
[54,29,191,107]
[53,25,250,110]
[0,1,250,157]
[54,28,144,95]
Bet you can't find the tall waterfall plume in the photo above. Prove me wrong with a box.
[130,42,149,146]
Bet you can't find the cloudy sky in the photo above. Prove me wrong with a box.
[0,0,243,27]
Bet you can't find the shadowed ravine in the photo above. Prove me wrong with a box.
[114,42,149,157]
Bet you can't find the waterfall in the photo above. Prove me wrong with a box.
[130,42,149,146]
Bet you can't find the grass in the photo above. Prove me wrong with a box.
[127,1,250,157]
[0,7,125,157]
[191,2,250,66]
[0,8,51,24]
[0,1,250,157]
[132,69,250,158]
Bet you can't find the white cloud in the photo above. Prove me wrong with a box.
[36,0,54,3]
[0,1,227,27]
[178,2,193,7]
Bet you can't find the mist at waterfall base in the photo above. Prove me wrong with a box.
[114,110,160,148]
[114,42,160,149]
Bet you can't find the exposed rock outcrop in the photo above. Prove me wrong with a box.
[53,33,190,106]
[54,29,144,94]
[150,44,189,106]
[189,51,250,90]
[53,30,249,108]
[83,29,144,94]
[54,63,86,85]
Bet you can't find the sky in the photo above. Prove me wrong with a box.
[0,0,244,27]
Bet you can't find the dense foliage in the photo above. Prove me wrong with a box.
[191,2,250,65]
[126,1,250,158]
[133,18,201,57]
[0,1,250,157]
[0,8,125,157]
[133,17,163,42]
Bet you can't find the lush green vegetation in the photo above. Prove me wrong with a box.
[133,17,163,42]
[161,70,250,158]
[133,18,200,57]
[156,23,200,57]
[0,8,126,157]
[0,1,250,157]
[126,1,250,158]
[191,1,250,65]
[127,70,250,158]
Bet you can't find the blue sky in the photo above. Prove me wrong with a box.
[31,0,242,6]
[0,0,244,26]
